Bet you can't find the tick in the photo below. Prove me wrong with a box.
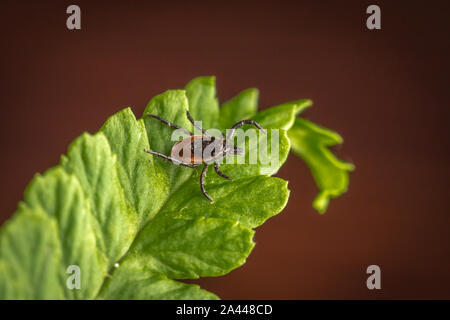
[144,111,266,202]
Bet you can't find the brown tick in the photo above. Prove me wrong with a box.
[144,111,266,202]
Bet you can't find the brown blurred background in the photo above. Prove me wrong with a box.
[1,0,449,299]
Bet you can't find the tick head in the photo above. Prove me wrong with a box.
[223,140,244,156]
[230,145,244,155]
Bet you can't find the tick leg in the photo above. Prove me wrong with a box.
[186,111,209,136]
[226,119,267,142]
[214,162,232,181]
[146,114,192,135]
[143,149,198,168]
[200,164,214,202]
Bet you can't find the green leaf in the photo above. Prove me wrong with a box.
[100,108,165,226]
[61,133,138,266]
[246,98,353,213]
[218,129,291,179]
[142,90,195,195]
[0,75,352,300]
[185,76,219,129]
[96,261,218,300]
[119,216,255,279]
[159,176,289,229]
[0,207,63,299]
[252,99,312,130]
[288,118,355,213]
[0,168,107,299]
[219,88,259,129]
[215,99,311,180]
[0,77,293,300]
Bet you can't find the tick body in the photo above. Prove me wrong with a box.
[144,111,266,202]
[170,135,223,165]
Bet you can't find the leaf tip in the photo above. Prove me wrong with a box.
[312,192,330,214]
